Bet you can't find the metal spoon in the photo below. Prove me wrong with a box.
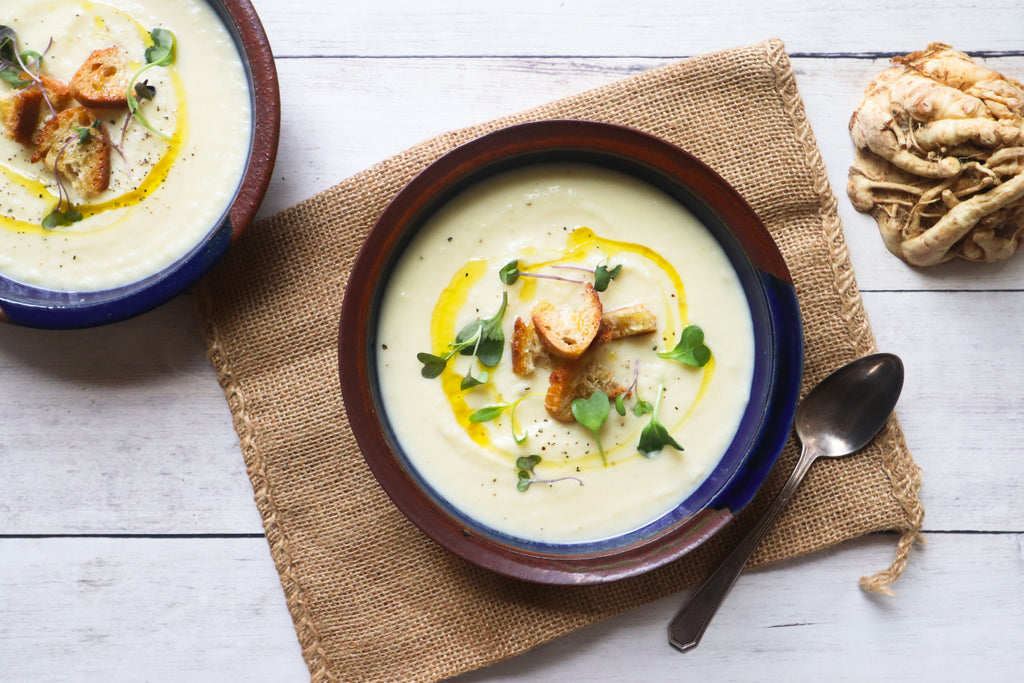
[667,352,904,652]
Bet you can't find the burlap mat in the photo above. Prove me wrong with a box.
[194,39,924,682]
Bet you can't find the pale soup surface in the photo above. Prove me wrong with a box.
[0,0,252,291]
[376,163,756,544]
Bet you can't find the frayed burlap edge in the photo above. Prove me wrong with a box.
[762,41,924,593]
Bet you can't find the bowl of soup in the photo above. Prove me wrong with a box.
[0,0,279,328]
[338,120,803,584]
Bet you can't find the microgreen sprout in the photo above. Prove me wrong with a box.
[468,393,540,444]
[633,399,654,417]
[658,324,712,367]
[0,26,32,88]
[499,259,622,291]
[515,455,583,492]
[571,390,611,466]
[1,27,58,115]
[593,263,622,292]
[637,383,684,457]
[459,370,488,390]
[41,134,88,230]
[469,403,507,423]
[618,361,653,417]
[123,28,175,140]
[417,292,508,378]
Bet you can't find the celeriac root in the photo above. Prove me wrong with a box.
[848,43,1024,265]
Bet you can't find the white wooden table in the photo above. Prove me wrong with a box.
[3,1,1024,680]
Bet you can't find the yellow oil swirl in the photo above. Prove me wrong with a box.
[431,259,504,451]
[0,3,187,236]
[79,70,187,221]
[430,227,715,472]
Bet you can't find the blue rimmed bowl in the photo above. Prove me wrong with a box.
[338,120,803,584]
[0,0,279,329]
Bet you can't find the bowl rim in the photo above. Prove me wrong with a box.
[0,0,281,329]
[338,119,803,584]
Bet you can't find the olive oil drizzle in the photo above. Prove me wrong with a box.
[429,227,715,474]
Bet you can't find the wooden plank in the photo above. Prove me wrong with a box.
[865,290,1024,531]
[0,533,1018,681]
[459,533,1024,681]
[251,0,1024,58]
[0,537,308,681]
[0,296,262,534]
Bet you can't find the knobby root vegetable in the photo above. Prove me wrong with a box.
[848,43,1024,265]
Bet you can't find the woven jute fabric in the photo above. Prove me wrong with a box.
[194,40,924,682]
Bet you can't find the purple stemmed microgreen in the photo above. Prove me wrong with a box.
[41,134,87,229]
[499,259,622,291]
[1,27,58,117]
[612,362,654,418]
[515,455,583,492]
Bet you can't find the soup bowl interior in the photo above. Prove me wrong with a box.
[339,119,803,585]
[0,0,280,329]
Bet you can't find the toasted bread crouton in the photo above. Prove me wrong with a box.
[544,353,626,422]
[511,317,554,376]
[69,46,129,107]
[1,76,74,145]
[596,304,658,344]
[0,86,43,145]
[31,107,111,194]
[37,75,73,110]
[531,282,603,360]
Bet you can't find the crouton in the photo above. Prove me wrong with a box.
[37,75,73,110]
[544,353,626,422]
[511,317,555,376]
[31,106,111,194]
[531,282,603,360]
[1,74,75,146]
[69,46,129,108]
[0,86,43,145]
[596,304,658,343]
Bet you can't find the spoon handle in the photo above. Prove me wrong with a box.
[667,446,819,652]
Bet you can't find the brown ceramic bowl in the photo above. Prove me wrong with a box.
[0,0,279,328]
[338,120,803,585]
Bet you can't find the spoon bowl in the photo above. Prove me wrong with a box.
[667,352,904,651]
[795,353,904,456]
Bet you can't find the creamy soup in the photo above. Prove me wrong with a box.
[376,163,756,544]
[0,0,251,291]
